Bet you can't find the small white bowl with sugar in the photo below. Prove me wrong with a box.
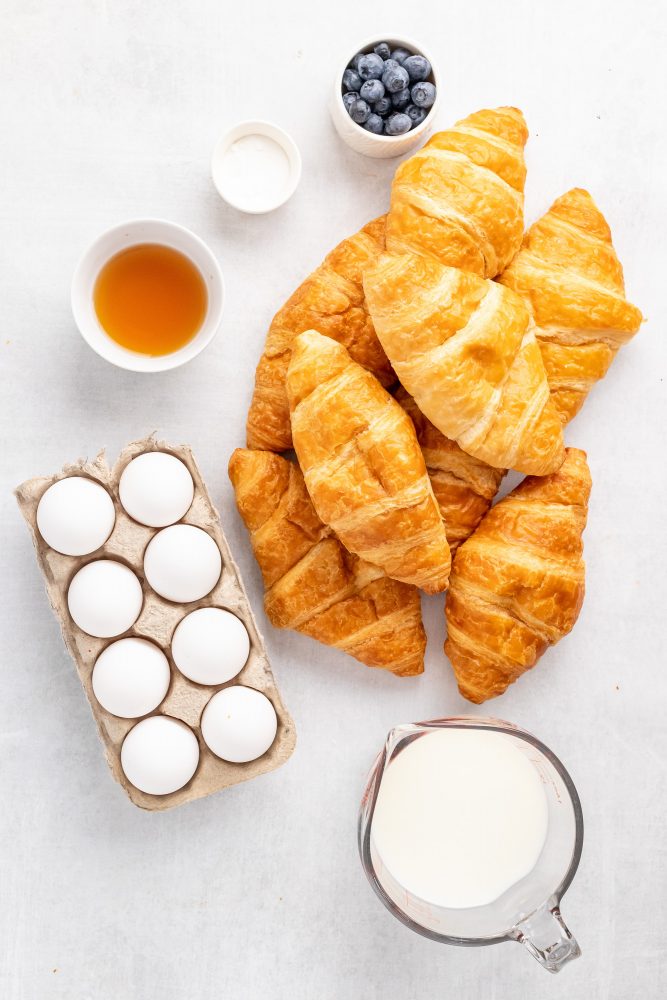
[211,120,302,214]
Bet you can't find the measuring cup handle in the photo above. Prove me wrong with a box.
[512,900,581,973]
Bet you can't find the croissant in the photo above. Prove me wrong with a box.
[386,106,528,277]
[286,330,451,593]
[363,252,565,475]
[499,188,643,423]
[246,216,391,452]
[396,388,505,551]
[445,447,591,703]
[228,448,426,676]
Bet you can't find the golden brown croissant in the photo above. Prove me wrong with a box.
[228,448,426,676]
[499,188,643,423]
[395,387,505,551]
[286,330,451,593]
[445,447,591,703]
[363,252,565,475]
[246,216,392,452]
[386,106,528,277]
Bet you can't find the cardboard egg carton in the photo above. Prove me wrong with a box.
[15,435,296,811]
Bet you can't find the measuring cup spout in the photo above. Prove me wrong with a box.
[512,899,581,973]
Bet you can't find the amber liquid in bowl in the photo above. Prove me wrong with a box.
[93,244,208,357]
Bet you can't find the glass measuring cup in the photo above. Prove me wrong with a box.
[358,717,583,973]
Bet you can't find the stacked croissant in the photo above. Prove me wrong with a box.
[229,106,643,703]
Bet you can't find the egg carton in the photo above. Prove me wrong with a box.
[15,435,296,811]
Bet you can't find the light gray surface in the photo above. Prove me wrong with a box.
[1,1,665,997]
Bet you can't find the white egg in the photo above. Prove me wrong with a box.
[119,451,194,528]
[121,716,199,795]
[144,524,221,603]
[37,476,115,556]
[172,608,250,685]
[68,560,143,637]
[92,638,171,718]
[201,686,277,763]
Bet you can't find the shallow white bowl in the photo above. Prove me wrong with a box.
[331,35,441,159]
[71,219,225,372]
[211,120,302,214]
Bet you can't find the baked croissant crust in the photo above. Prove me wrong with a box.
[386,106,528,278]
[363,252,565,475]
[286,330,451,593]
[246,216,391,452]
[445,447,591,703]
[228,448,426,676]
[499,188,643,423]
[396,388,505,551]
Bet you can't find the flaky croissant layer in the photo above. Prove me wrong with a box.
[396,388,505,551]
[287,330,451,594]
[387,106,528,277]
[364,252,565,475]
[246,216,391,453]
[445,447,592,703]
[499,187,643,424]
[228,448,427,677]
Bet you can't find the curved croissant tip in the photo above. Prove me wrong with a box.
[464,104,526,120]
[228,447,245,474]
[562,446,589,470]
[292,329,328,351]
[497,105,528,135]
[228,446,261,481]
[555,187,596,208]
[454,105,528,147]
[555,448,592,498]
[288,329,350,405]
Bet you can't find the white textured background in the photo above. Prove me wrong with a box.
[1,1,666,997]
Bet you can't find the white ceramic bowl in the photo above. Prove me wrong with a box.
[211,120,302,214]
[331,35,440,159]
[71,219,225,372]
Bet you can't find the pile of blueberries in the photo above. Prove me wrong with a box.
[342,42,436,136]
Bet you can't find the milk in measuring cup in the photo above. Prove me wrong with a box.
[370,728,548,909]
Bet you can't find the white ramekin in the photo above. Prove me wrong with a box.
[331,35,440,159]
[71,219,224,373]
[211,120,302,214]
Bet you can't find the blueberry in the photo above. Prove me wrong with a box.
[364,113,384,135]
[385,112,412,136]
[360,78,385,103]
[348,52,365,71]
[373,96,392,117]
[342,68,362,92]
[382,62,409,94]
[349,98,371,124]
[406,103,428,126]
[403,54,432,82]
[357,53,384,81]
[343,91,358,113]
[391,87,411,110]
[373,41,391,60]
[390,47,410,65]
[411,81,436,108]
